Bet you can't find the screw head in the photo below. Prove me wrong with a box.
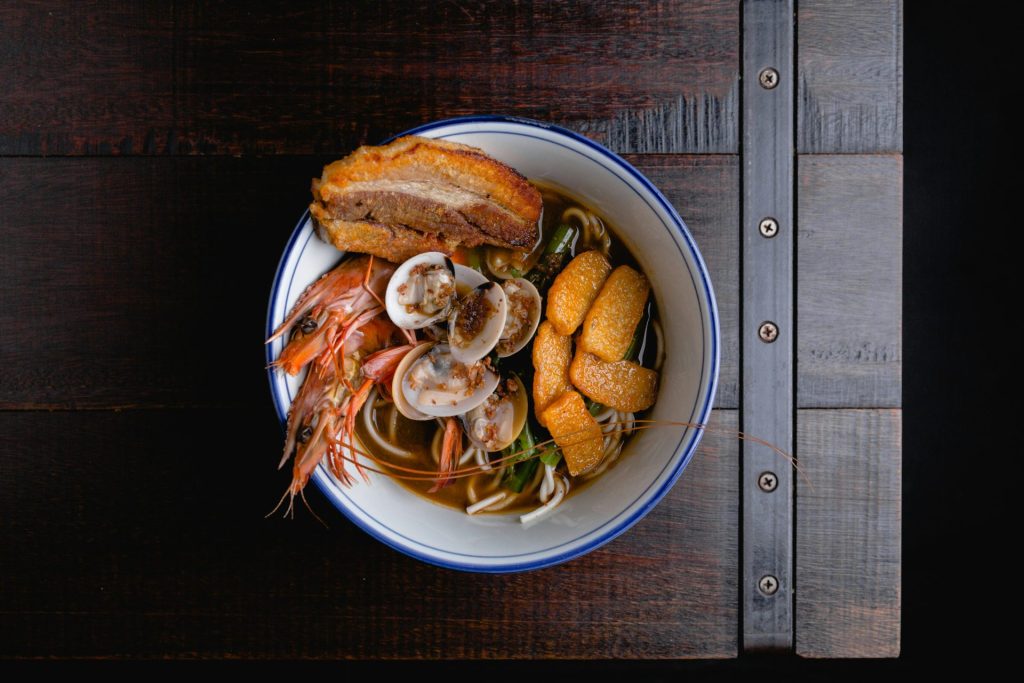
[758,471,778,492]
[758,575,779,596]
[759,67,779,89]
[758,321,779,343]
[759,217,779,238]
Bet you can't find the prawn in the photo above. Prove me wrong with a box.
[268,256,416,518]
[268,255,395,375]
[429,417,463,493]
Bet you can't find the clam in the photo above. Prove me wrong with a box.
[464,375,529,452]
[495,278,542,357]
[415,264,488,342]
[399,343,499,418]
[453,263,488,290]
[384,252,457,329]
[391,342,436,421]
[447,281,508,363]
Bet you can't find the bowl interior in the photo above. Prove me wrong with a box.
[266,118,718,572]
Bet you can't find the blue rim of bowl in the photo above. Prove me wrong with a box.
[266,115,720,573]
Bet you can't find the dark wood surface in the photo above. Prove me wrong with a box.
[0,0,738,156]
[0,409,738,658]
[0,0,902,661]
[797,155,903,408]
[796,409,901,658]
[798,0,903,154]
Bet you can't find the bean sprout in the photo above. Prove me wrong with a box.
[539,463,556,502]
[474,445,491,471]
[460,444,480,467]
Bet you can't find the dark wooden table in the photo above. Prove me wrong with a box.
[0,1,901,660]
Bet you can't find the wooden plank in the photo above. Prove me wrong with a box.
[0,155,738,410]
[795,409,901,658]
[798,0,903,153]
[625,155,738,409]
[797,155,902,408]
[0,408,738,659]
[0,2,175,155]
[0,1,738,156]
[741,0,793,651]
[0,156,324,409]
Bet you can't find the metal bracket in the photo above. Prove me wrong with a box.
[742,0,794,652]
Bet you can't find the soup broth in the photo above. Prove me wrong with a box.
[354,182,662,516]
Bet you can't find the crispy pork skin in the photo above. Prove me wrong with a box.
[310,136,541,259]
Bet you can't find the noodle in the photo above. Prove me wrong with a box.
[520,475,569,525]
[560,207,611,256]
[583,410,635,480]
[466,492,506,515]
[361,388,415,459]
[652,319,665,371]
[345,186,659,520]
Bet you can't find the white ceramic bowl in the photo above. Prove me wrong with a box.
[266,116,719,572]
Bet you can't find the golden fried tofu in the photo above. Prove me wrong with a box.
[532,321,573,426]
[570,351,658,412]
[546,250,612,335]
[541,391,605,476]
[579,265,649,362]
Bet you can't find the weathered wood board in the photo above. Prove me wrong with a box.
[795,409,902,658]
[798,0,903,153]
[797,155,903,409]
[0,409,737,659]
[0,0,738,156]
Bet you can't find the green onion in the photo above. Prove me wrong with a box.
[526,224,578,291]
[540,448,562,467]
[544,223,576,255]
[623,301,651,362]
[623,326,642,361]
[503,420,540,492]
[467,249,483,273]
[503,458,539,493]
[583,396,600,414]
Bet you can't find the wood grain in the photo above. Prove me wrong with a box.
[0,155,737,410]
[0,0,738,156]
[0,408,738,659]
[0,156,322,409]
[798,0,903,153]
[795,409,901,658]
[625,155,738,409]
[797,155,902,408]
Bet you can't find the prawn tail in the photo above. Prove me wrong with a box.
[429,417,462,493]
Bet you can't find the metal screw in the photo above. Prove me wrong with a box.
[759,575,779,596]
[758,321,779,343]
[759,217,779,238]
[758,471,778,492]
[759,67,779,89]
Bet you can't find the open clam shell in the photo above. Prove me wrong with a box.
[391,342,436,421]
[384,252,457,330]
[400,343,499,418]
[495,277,541,358]
[463,375,529,452]
[447,281,508,363]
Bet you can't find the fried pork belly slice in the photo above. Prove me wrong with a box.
[312,136,541,250]
[311,203,460,264]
